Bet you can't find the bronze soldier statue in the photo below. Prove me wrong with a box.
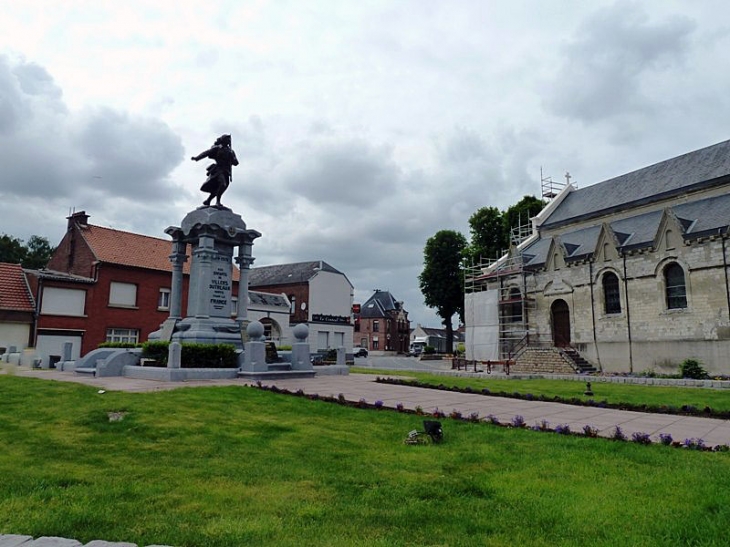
[191,134,238,207]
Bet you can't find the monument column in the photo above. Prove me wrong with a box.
[167,235,188,320]
[235,242,255,321]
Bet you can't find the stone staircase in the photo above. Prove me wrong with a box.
[560,347,598,373]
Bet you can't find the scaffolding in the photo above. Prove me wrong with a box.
[464,252,535,361]
[541,167,567,200]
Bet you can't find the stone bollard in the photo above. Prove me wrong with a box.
[336,347,346,366]
[168,341,182,369]
[243,321,267,372]
[63,342,74,362]
[290,324,313,371]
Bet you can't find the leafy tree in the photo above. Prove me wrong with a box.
[419,230,467,353]
[0,235,26,265]
[504,195,545,237]
[0,234,55,268]
[467,206,507,264]
[466,195,546,265]
[23,235,54,269]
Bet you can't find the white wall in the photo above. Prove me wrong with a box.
[465,290,499,361]
[309,270,352,317]
[0,323,30,352]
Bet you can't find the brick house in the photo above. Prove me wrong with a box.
[20,211,291,366]
[465,139,730,375]
[354,290,410,354]
[248,261,354,352]
[0,262,35,353]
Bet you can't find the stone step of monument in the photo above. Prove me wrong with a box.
[238,370,317,381]
[266,363,292,371]
[74,367,97,375]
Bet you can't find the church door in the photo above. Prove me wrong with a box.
[551,299,571,347]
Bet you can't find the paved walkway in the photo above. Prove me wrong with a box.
[0,535,170,546]
[6,368,730,447]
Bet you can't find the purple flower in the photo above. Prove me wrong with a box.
[659,433,673,446]
[396,403,405,412]
[374,400,384,409]
[554,424,571,435]
[582,425,598,438]
[486,414,500,425]
[611,426,627,441]
[631,432,652,445]
[511,415,525,428]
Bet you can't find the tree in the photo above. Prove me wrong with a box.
[0,234,55,269]
[503,195,545,236]
[23,235,54,269]
[419,230,467,353]
[0,235,26,265]
[467,206,507,264]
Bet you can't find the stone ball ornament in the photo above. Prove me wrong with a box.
[292,323,309,341]
[246,320,265,341]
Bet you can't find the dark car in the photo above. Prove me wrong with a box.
[353,347,368,358]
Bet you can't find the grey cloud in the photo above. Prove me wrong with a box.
[0,56,185,204]
[546,2,695,123]
[282,139,400,206]
[72,107,184,200]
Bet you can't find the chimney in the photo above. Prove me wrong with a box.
[67,211,89,230]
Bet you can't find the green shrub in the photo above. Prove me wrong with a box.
[680,359,709,379]
[182,343,238,368]
[140,341,238,368]
[142,341,170,365]
[423,345,436,355]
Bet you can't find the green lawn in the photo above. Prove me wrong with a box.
[353,367,730,413]
[1,374,730,546]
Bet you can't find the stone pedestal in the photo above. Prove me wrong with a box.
[149,206,261,348]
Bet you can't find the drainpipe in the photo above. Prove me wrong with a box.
[622,253,633,373]
[722,232,730,322]
[588,261,602,371]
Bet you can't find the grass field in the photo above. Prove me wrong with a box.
[353,367,730,413]
[2,374,730,546]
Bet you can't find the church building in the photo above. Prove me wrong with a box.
[465,139,730,375]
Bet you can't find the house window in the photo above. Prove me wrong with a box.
[109,282,137,308]
[603,272,621,314]
[289,295,296,314]
[373,320,379,332]
[665,263,687,309]
[373,337,379,350]
[158,288,171,310]
[360,337,368,348]
[231,296,238,316]
[106,328,139,344]
[41,287,86,316]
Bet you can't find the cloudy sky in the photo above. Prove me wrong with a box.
[2,1,730,328]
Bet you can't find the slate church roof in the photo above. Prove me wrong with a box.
[542,139,730,229]
[520,139,730,268]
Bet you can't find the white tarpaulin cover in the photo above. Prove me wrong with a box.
[465,290,499,361]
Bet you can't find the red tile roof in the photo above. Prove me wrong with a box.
[79,225,183,273]
[0,262,34,312]
[78,224,240,279]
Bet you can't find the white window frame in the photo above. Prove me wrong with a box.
[158,288,171,311]
[106,328,139,344]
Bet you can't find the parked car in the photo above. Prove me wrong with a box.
[353,347,368,358]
